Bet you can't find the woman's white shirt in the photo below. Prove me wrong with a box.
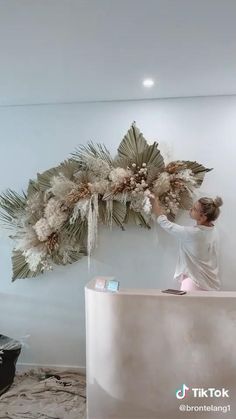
[157,214,220,290]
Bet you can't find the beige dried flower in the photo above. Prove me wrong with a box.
[109,168,131,184]
[33,218,52,241]
[88,180,109,195]
[44,198,68,230]
[23,243,47,272]
[49,175,77,199]
[26,192,44,216]
[153,172,171,196]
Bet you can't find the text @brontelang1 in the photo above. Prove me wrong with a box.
[176,385,231,414]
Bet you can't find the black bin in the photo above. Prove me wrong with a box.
[0,334,21,396]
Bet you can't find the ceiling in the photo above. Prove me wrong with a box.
[0,0,236,106]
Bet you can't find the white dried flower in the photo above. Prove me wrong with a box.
[130,193,146,213]
[44,198,68,230]
[26,192,44,216]
[144,189,151,197]
[142,163,147,167]
[109,168,130,184]
[23,244,47,272]
[70,198,90,223]
[41,258,53,271]
[85,157,111,179]
[49,175,77,199]
[130,192,152,215]
[153,172,171,196]
[15,227,39,253]
[175,169,196,185]
[33,218,52,241]
[168,200,179,215]
[143,196,152,214]
[88,180,109,195]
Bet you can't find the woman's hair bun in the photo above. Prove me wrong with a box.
[214,196,223,208]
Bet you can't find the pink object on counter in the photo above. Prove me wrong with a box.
[180,276,207,291]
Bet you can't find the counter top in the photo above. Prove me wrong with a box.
[85,277,236,298]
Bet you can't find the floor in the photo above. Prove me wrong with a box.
[0,368,86,419]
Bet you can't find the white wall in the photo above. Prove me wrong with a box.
[0,95,235,368]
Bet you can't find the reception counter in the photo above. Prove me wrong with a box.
[85,278,236,418]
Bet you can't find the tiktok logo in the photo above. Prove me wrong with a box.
[176,384,190,399]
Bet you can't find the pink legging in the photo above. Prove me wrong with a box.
[180,276,207,291]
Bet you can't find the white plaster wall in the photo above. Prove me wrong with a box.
[0,95,235,368]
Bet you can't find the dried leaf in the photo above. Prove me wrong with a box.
[12,250,43,282]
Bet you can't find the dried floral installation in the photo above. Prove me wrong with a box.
[0,123,212,280]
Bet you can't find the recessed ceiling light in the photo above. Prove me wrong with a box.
[143,78,154,87]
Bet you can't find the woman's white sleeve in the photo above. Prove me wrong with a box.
[156,214,193,240]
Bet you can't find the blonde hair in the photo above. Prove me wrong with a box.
[198,196,223,222]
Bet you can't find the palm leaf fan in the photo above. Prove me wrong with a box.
[183,161,213,187]
[167,160,212,187]
[0,189,27,229]
[124,205,151,229]
[51,245,86,265]
[99,200,127,230]
[116,122,165,173]
[12,250,43,282]
[27,179,41,198]
[71,142,114,167]
[60,217,88,243]
[178,189,193,210]
[37,159,79,192]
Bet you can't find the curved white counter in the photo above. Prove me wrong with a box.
[85,278,236,419]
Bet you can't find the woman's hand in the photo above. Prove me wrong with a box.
[150,195,166,217]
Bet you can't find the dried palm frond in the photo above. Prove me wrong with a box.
[27,180,41,198]
[74,169,94,184]
[37,166,61,191]
[60,159,80,179]
[37,159,80,192]
[117,122,148,165]
[71,142,114,166]
[124,206,151,229]
[99,200,127,230]
[11,250,43,282]
[61,216,88,243]
[178,189,193,210]
[52,245,86,265]
[166,160,212,185]
[182,161,213,187]
[111,201,127,230]
[115,122,165,172]
[0,189,27,230]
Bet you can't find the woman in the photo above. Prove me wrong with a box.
[151,196,223,291]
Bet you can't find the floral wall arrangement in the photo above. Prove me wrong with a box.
[0,123,212,281]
